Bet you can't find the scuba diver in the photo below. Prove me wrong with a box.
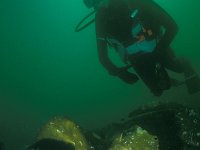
[76,0,200,96]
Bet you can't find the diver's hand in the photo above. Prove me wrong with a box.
[117,69,139,84]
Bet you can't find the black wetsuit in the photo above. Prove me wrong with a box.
[95,0,195,95]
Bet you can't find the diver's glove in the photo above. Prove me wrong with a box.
[117,68,139,84]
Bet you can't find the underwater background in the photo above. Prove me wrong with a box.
[0,0,200,149]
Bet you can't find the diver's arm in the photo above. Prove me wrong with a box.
[130,0,178,51]
[95,9,120,76]
[144,0,178,51]
[96,40,121,76]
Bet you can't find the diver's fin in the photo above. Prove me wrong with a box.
[185,74,200,94]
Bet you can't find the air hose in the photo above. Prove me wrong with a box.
[75,10,96,32]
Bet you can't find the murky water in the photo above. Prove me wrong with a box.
[0,0,200,149]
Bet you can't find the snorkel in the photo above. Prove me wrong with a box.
[75,0,107,32]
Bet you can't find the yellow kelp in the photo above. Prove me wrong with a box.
[36,117,90,150]
[109,126,159,150]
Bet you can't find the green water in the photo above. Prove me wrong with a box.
[0,0,200,149]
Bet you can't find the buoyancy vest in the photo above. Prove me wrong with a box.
[126,9,157,55]
[104,9,158,62]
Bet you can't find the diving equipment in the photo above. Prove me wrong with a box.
[75,0,106,32]
[75,10,96,32]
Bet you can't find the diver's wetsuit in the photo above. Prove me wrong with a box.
[95,0,195,95]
